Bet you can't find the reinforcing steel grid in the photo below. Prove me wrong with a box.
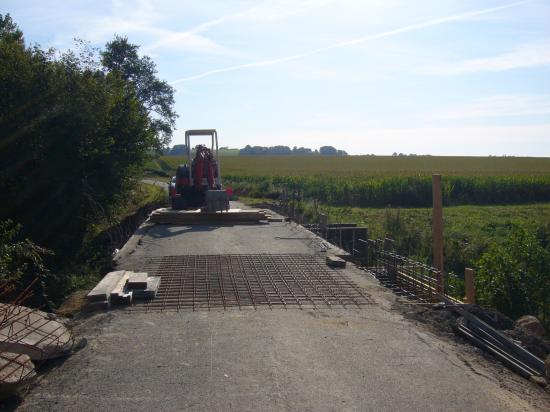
[133,254,372,311]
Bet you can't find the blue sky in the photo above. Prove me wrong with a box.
[3,0,550,155]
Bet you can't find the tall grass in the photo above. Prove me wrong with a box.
[153,155,550,207]
[224,174,550,207]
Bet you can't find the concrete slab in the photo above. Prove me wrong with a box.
[132,277,161,300]
[109,272,131,305]
[0,352,36,400]
[0,305,73,360]
[87,271,126,303]
[115,221,347,271]
[127,273,148,290]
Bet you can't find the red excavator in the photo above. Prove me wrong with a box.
[170,129,230,212]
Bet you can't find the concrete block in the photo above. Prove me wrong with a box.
[127,272,148,289]
[110,272,132,305]
[87,270,126,303]
[132,277,161,300]
[111,293,132,305]
[326,255,346,268]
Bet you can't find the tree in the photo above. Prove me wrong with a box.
[292,146,314,155]
[269,145,292,155]
[101,36,177,148]
[0,14,23,43]
[0,17,172,269]
[320,146,337,155]
[167,144,187,156]
[0,219,53,306]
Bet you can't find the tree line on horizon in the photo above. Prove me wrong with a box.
[163,144,348,156]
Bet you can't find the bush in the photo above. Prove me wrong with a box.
[0,219,52,305]
[476,227,550,328]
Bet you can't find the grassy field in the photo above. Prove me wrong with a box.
[242,198,550,242]
[244,195,550,283]
[147,155,550,207]
[158,155,550,176]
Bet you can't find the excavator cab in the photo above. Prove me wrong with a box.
[171,130,230,212]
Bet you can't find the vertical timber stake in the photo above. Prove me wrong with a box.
[432,174,444,295]
[464,268,476,304]
[319,213,328,239]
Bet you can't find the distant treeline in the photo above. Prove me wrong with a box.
[163,144,347,156]
[240,145,347,156]
[163,145,239,156]
[163,144,188,155]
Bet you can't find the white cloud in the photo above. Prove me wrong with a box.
[433,94,550,120]
[418,42,550,75]
[71,0,233,56]
[170,0,531,83]
[141,0,336,54]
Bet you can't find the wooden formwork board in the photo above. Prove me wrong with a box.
[149,208,270,225]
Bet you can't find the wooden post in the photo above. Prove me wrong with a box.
[352,228,356,256]
[464,268,476,304]
[319,213,327,230]
[319,213,327,238]
[432,174,444,294]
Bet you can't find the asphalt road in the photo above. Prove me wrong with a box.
[17,205,550,411]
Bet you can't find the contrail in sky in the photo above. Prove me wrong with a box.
[143,0,336,53]
[170,0,531,84]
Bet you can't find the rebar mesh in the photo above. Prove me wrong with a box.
[131,254,372,311]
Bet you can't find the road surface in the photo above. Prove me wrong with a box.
[17,204,550,411]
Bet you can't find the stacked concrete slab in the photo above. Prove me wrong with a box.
[86,271,160,310]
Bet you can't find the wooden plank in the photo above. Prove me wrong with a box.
[464,268,476,304]
[432,174,444,294]
[150,209,269,225]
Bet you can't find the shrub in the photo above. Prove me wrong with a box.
[0,219,52,305]
[476,227,550,328]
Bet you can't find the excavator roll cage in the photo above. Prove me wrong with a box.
[171,129,229,212]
